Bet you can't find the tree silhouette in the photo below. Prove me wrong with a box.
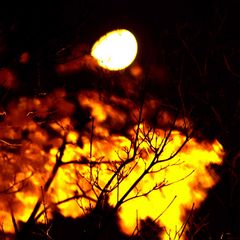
[1,1,238,239]
[0,78,198,240]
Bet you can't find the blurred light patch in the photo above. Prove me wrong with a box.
[0,68,17,89]
[91,29,138,71]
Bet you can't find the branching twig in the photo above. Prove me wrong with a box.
[23,136,67,229]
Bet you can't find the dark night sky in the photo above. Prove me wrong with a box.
[1,0,240,238]
[1,0,239,139]
[0,2,239,160]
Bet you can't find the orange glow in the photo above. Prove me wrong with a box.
[0,68,16,88]
[56,55,98,74]
[19,52,30,64]
[130,64,144,79]
[91,29,138,71]
[0,90,224,239]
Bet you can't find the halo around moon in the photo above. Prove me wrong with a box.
[91,29,138,71]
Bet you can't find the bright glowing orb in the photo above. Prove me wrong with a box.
[91,29,138,71]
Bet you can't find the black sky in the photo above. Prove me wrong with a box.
[0,2,239,130]
[0,0,239,147]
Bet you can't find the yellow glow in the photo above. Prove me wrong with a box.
[0,92,224,239]
[91,29,138,71]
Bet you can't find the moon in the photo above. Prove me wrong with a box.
[91,29,138,71]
